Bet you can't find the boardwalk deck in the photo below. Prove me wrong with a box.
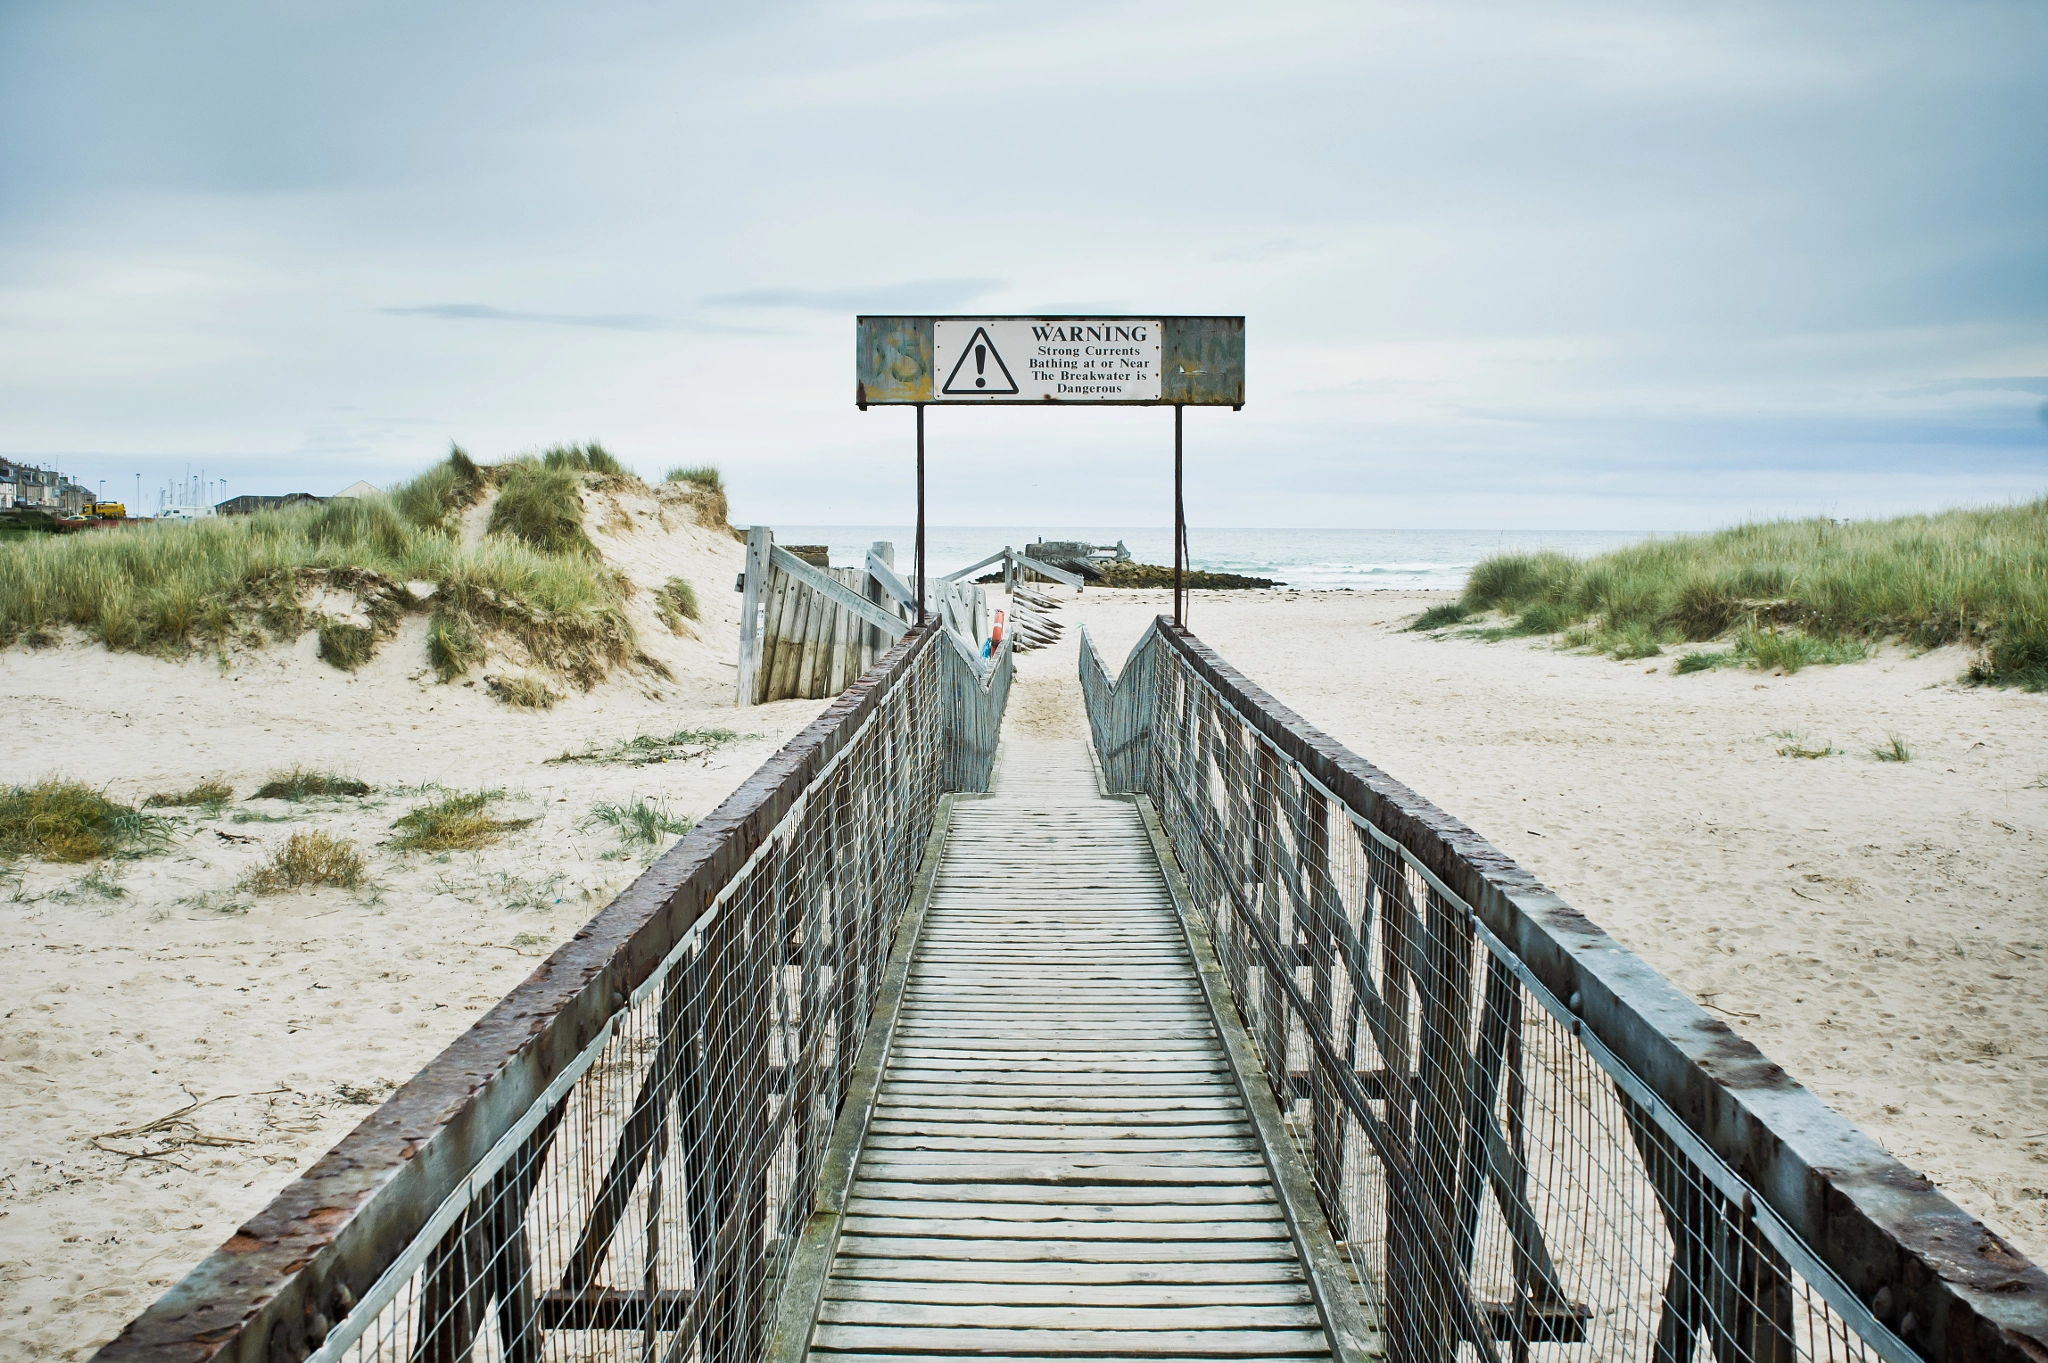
[805,737,1337,1362]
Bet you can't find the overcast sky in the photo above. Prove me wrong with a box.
[3,1,2043,529]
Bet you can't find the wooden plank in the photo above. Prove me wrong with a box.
[809,1324,1330,1355]
[849,1182,1274,1206]
[825,1278,1314,1306]
[843,1154,1261,1178]
[867,548,916,611]
[840,1216,1290,1241]
[865,1120,1254,1142]
[736,526,770,705]
[825,572,851,696]
[833,1234,1304,1263]
[795,566,831,697]
[863,1136,1260,1155]
[844,1201,1282,1225]
[767,567,805,700]
[827,1258,1312,1285]
[881,1056,1229,1073]
[816,1300,1322,1329]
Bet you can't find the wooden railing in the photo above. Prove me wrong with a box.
[1082,617,2048,1363]
[97,618,1012,1363]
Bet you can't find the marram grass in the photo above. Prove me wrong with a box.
[0,450,638,689]
[1448,499,2048,688]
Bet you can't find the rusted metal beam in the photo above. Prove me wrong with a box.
[92,624,943,1363]
[1150,618,2048,1363]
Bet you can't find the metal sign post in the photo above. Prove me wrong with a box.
[857,315,1243,625]
[1174,403,1185,625]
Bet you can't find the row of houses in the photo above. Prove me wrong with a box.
[0,461,91,513]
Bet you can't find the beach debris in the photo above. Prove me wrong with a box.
[92,1092,253,1164]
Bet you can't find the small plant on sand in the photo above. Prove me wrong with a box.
[177,887,252,916]
[317,619,378,671]
[664,464,723,492]
[426,613,486,680]
[144,778,234,810]
[240,830,366,893]
[50,865,127,903]
[1673,650,1735,675]
[0,781,162,862]
[254,767,373,801]
[1602,621,1665,661]
[548,726,747,766]
[488,673,560,709]
[653,577,699,634]
[1872,732,1912,763]
[587,797,692,847]
[1408,603,1470,632]
[1770,730,1837,760]
[1739,628,1866,674]
[390,789,536,852]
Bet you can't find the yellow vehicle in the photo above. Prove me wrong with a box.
[87,501,126,519]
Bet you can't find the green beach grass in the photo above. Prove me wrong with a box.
[0,449,639,691]
[1421,499,2048,687]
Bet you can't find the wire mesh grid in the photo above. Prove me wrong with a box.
[1082,621,1916,1363]
[307,641,954,1363]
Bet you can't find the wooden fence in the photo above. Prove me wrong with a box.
[736,532,1050,707]
[736,532,913,705]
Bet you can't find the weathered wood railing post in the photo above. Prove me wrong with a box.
[736,527,772,706]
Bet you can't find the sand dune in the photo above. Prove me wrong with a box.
[3,569,2042,1359]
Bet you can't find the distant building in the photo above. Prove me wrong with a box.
[0,461,75,512]
[331,480,383,499]
[215,492,326,516]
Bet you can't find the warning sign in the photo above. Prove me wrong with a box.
[933,318,1162,403]
[939,326,1018,395]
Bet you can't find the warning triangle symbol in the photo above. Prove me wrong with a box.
[941,326,1019,395]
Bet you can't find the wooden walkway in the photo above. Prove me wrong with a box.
[805,736,1337,1362]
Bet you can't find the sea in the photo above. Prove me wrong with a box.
[773,527,1661,593]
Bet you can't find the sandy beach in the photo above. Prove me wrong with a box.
[1048,588,2048,1269]
[2,575,2044,1359]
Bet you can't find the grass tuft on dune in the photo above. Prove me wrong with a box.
[240,830,366,893]
[1447,500,2048,687]
[390,789,536,852]
[1,781,162,863]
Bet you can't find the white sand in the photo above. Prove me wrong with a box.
[1021,587,2048,1268]
[0,484,831,1360]
[4,566,2043,1358]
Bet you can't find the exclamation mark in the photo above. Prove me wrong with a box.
[975,344,987,388]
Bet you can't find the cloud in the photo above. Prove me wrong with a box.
[701,278,1005,312]
[381,303,668,331]
[1887,377,2048,398]
[380,303,776,335]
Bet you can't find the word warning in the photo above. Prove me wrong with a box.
[934,318,1163,402]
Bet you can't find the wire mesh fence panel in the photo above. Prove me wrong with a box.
[98,622,1015,1363]
[1079,619,2044,1363]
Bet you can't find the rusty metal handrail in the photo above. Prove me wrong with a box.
[1080,617,2048,1363]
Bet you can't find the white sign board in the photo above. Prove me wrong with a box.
[933,318,1163,403]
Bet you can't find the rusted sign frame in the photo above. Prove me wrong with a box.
[855,315,1245,407]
